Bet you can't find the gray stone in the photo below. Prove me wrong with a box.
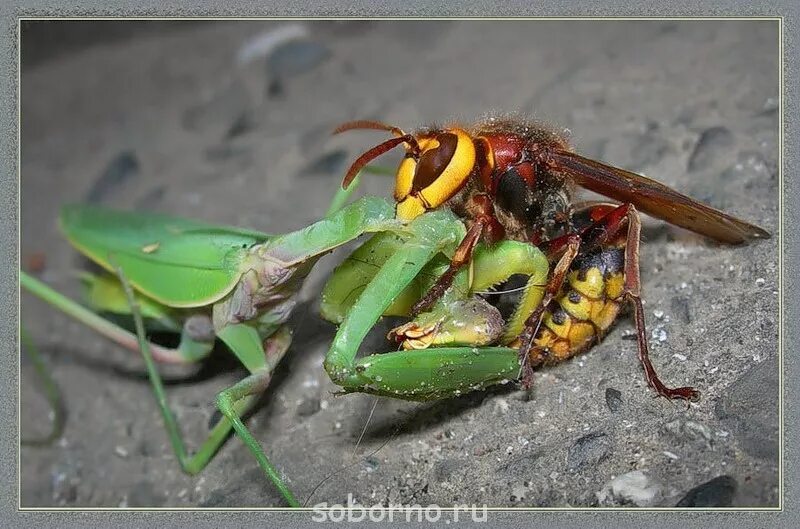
[687,126,735,172]
[567,432,611,472]
[597,471,663,507]
[714,358,779,461]
[604,387,623,412]
[675,475,737,507]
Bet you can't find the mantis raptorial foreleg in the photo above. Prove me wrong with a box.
[321,222,554,401]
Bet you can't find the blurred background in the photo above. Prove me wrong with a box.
[20,20,779,508]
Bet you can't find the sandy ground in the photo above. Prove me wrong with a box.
[20,20,779,508]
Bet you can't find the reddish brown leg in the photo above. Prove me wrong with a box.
[411,218,485,316]
[519,345,551,387]
[521,202,699,400]
[411,193,503,316]
[614,204,700,401]
[516,234,581,388]
[566,203,699,400]
[518,202,620,382]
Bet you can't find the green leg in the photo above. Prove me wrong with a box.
[21,271,211,365]
[323,210,468,384]
[470,240,551,343]
[327,239,553,401]
[262,196,401,265]
[112,262,299,506]
[20,326,66,446]
[181,325,294,480]
[214,368,296,505]
[324,175,361,217]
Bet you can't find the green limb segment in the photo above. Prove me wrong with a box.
[214,368,297,505]
[341,347,520,401]
[20,326,66,446]
[112,262,298,506]
[322,226,552,401]
[320,231,469,323]
[323,210,468,390]
[470,240,550,343]
[179,326,292,476]
[21,271,211,364]
[322,237,550,344]
[387,240,551,349]
[324,175,361,218]
[262,196,401,265]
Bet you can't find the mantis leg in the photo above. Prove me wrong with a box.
[113,261,300,506]
[326,237,555,401]
[322,210,524,401]
[20,326,66,446]
[21,271,213,365]
[388,240,552,350]
[259,195,401,265]
[213,367,293,503]
[410,192,506,316]
[410,218,486,316]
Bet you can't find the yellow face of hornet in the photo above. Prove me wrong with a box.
[393,128,477,220]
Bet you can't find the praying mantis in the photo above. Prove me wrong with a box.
[21,174,556,506]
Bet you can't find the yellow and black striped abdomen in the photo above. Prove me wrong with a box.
[533,246,626,365]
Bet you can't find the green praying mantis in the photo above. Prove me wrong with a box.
[21,175,557,507]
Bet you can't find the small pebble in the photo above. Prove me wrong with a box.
[605,388,623,412]
[494,398,510,414]
[652,328,667,342]
[236,24,308,64]
[363,457,380,472]
[597,470,662,506]
[511,484,527,501]
[567,432,611,471]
